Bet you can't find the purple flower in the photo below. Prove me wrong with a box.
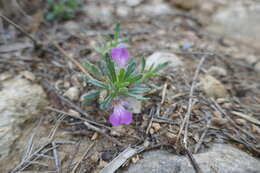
[111,48,130,69]
[109,101,132,126]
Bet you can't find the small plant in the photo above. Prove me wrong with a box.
[84,24,168,126]
[45,0,82,21]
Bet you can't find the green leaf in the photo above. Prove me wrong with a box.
[125,60,136,79]
[126,74,143,83]
[141,57,146,73]
[126,93,149,101]
[146,83,162,90]
[105,55,117,82]
[153,62,169,72]
[86,77,108,89]
[83,90,100,104]
[118,68,125,82]
[128,87,150,94]
[45,13,55,21]
[84,61,103,79]
[118,87,128,94]
[114,23,121,41]
[115,81,129,88]
[100,95,113,110]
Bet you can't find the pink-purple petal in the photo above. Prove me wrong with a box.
[111,48,130,69]
[121,110,132,125]
[109,112,121,126]
[109,104,133,126]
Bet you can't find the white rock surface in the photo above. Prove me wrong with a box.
[254,61,260,73]
[135,2,172,16]
[116,5,131,17]
[0,77,47,158]
[64,86,80,101]
[207,66,227,76]
[125,97,142,114]
[83,4,113,23]
[146,52,183,73]
[125,0,143,7]
[125,144,260,173]
[207,2,260,47]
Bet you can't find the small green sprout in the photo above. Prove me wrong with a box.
[84,24,168,126]
[45,0,82,21]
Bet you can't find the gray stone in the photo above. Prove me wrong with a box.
[146,52,183,73]
[64,86,80,101]
[207,66,227,77]
[0,77,48,158]
[125,0,143,7]
[63,21,81,34]
[125,97,142,114]
[135,2,172,16]
[125,144,260,173]
[83,4,113,23]
[254,61,260,73]
[207,2,260,47]
[116,5,131,18]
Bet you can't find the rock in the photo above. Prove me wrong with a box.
[211,117,228,126]
[68,109,81,117]
[135,2,172,16]
[168,0,198,10]
[200,75,228,99]
[235,118,246,126]
[125,0,143,7]
[125,97,142,114]
[0,72,13,81]
[145,52,183,73]
[151,123,161,132]
[125,144,260,173]
[207,2,260,48]
[64,87,80,101]
[166,132,177,144]
[83,4,113,23]
[254,61,260,73]
[64,21,81,34]
[0,77,47,159]
[110,126,126,137]
[207,66,227,77]
[116,5,131,18]
[21,70,36,81]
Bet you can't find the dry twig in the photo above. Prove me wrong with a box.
[71,142,95,173]
[177,55,207,147]
[0,13,40,47]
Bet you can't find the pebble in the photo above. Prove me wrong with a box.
[216,98,229,104]
[110,126,126,137]
[0,72,13,81]
[68,109,81,117]
[166,132,177,144]
[235,118,246,126]
[149,128,155,135]
[21,71,36,81]
[169,0,198,10]
[91,132,99,140]
[131,155,140,164]
[125,0,143,7]
[208,66,227,77]
[254,61,260,72]
[200,75,228,99]
[211,117,228,126]
[252,125,260,134]
[64,87,80,101]
[152,122,161,132]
